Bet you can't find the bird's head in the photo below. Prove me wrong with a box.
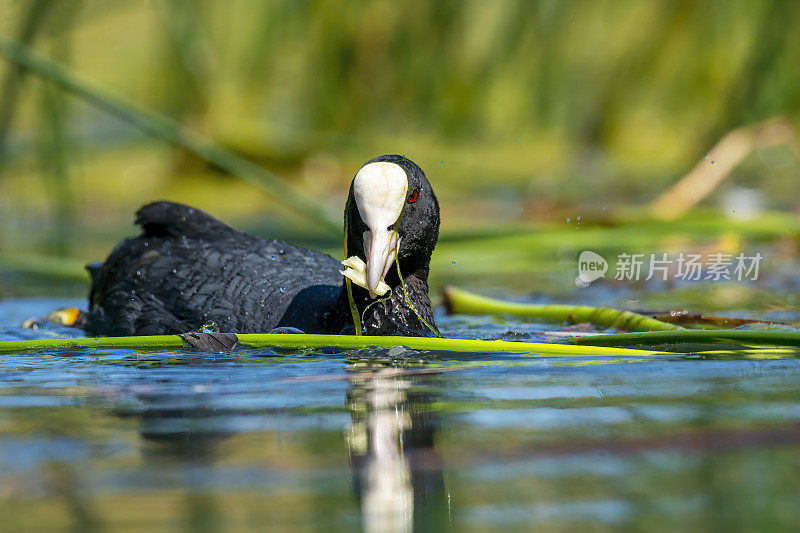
[341,154,440,298]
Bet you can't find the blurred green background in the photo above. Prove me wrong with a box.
[1,0,799,304]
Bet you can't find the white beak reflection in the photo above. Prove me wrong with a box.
[347,365,450,532]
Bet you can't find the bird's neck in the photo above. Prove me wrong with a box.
[327,263,438,337]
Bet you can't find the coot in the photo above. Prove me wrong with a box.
[83,154,440,336]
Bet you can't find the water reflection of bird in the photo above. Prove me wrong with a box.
[346,364,450,532]
[82,154,440,336]
[108,357,450,531]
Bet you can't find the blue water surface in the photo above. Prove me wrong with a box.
[0,298,798,531]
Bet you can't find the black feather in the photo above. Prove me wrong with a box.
[85,202,342,336]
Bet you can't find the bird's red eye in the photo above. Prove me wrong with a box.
[408,191,418,203]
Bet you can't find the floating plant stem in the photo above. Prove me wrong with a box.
[0,333,663,357]
[565,329,800,348]
[643,310,789,329]
[442,286,683,332]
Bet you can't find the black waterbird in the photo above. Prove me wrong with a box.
[82,154,440,337]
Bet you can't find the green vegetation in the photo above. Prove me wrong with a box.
[0,0,798,328]
[442,285,683,331]
[567,329,800,349]
[0,0,798,267]
[0,332,661,357]
[0,35,341,233]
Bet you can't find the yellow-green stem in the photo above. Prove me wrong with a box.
[0,333,661,357]
[442,286,683,332]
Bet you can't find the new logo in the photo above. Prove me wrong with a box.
[576,250,607,287]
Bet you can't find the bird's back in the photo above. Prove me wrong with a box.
[85,202,343,336]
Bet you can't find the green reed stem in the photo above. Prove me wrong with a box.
[0,333,661,357]
[442,286,683,332]
[0,0,54,157]
[566,329,800,348]
[0,34,340,234]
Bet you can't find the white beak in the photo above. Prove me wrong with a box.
[352,162,408,298]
